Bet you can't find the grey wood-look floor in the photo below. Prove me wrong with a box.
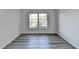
[4,34,75,49]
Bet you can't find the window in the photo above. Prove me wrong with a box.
[29,13,47,29]
[39,13,47,29]
[29,13,38,29]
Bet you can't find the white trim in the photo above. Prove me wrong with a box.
[1,34,21,49]
[58,33,79,49]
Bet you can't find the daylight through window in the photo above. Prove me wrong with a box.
[29,13,47,29]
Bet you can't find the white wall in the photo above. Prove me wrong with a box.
[59,9,79,48]
[21,9,57,34]
[0,9,21,48]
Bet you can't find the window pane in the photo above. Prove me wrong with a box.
[39,13,47,29]
[29,14,38,29]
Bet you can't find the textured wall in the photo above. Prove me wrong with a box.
[0,9,21,48]
[21,9,57,34]
[59,9,79,48]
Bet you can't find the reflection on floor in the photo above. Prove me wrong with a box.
[4,34,75,49]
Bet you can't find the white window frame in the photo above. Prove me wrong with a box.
[29,13,48,29]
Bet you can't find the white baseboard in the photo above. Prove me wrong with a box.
[1,34,21,49]
[58,33,79,49]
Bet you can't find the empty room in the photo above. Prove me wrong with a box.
[0,9,79,49]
